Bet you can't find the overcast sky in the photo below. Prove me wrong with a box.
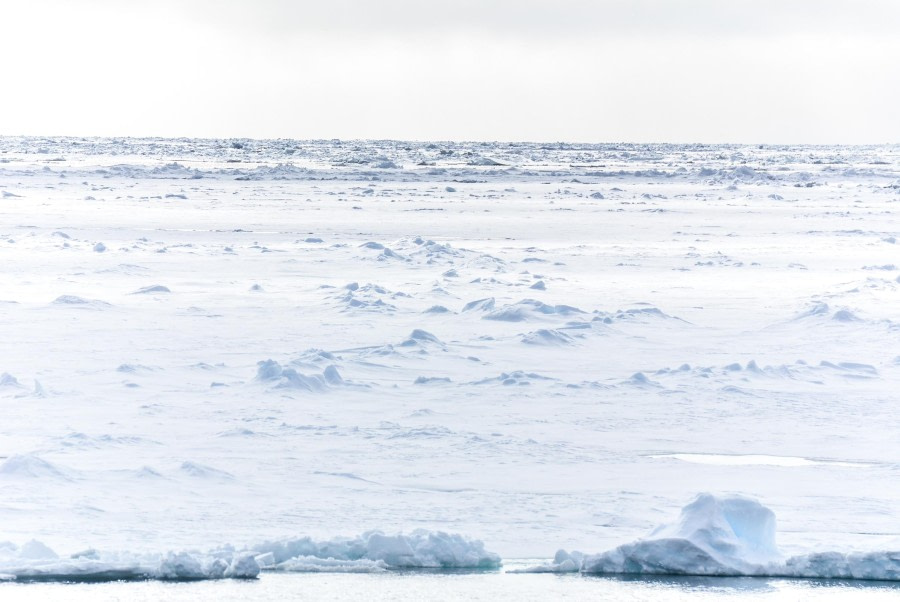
[2,0,898,143]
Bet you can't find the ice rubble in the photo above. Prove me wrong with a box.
[520,328,576,346]
[582,494,780,575]
[524,494,900,580]
[0,530,499,582]
[0,543,259,582]
[253,530,501,572]
[255,359,344,391]
[482,299,584,322]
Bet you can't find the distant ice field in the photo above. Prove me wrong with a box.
[0,137,898,575]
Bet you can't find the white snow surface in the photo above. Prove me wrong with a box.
[1,137,899,578]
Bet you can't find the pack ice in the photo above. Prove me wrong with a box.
[0,137,898,582]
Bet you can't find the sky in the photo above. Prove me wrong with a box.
[2,0,899,143]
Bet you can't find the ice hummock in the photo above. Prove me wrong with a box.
[0,530,499,582]
[0,543,259,582]
[254,359,344,391]
[512,549,584,573]
[528,494,900,581]
[582,493,780,575]
[254,530,501,572]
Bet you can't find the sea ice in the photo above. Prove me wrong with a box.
[253,530,500,571]
[1,137,898,580]
[582,494,780,575]
[529,494,900,581]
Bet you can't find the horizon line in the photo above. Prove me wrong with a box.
[1,134,897,148]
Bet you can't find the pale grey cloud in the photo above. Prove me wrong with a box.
[23,0,900,39]
[1,0,898,142]
[172,0,900,39]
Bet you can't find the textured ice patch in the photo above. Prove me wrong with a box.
[470,370,555,386]
[0,455,74,481]
[819,361,878,378]
[582,494,780,575]
[483,299,584,322]
[253,530,500,571]
[131,285,171,294]
[534,494,900,581]
[399,329,445,349]
[784,551,900,580]
[179,461,234,480]
[0,543,259,582]
[413,376,452,385]
[520,329,575,345]
[651,454,872,468]
[832,309,861,322]
[792,302,831,320]
[268,556,388,573]
[424,305,451,313]
[461,297,495,312]
[602,306,686,323]
[51,295,111,309]
[0,372,22,387]
[512,549,584,573]
[255,360,344,392]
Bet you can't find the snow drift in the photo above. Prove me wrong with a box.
[255,359,344,392]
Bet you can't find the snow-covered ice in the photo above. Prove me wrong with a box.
[581,493,781,576]
[0,541,260,582]
[0,529,495,581]
[254,530,500,573]
[0,137,899,581]
[523,493,900,581]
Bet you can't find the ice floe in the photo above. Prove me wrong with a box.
[526,494,900,581]
[253,530,500,572]
[0,529,498,582]
[0,544,259,582]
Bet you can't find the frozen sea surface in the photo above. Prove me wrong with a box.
[0,137,899,578]
[3,569,900,602]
